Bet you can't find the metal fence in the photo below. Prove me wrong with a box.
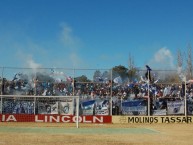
[0,67,192,116]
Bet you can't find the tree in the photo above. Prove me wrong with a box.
[177,49,183,69]
[102,70,110,81]
[162,71,180,83]
[112,65,128,79]
[176,49,184,82]
[93,70,102,82]
[75,75,90,82]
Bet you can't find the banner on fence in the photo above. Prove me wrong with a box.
[2,100,13,114]
[59,100,74,115]
[153,109,167,116]
[38,102,58,114]
[81,100,95,115]
[0,100,1,113]
[188,104,193,115]
[2,100,34,114]
[95,99,109,115]
[13,101,34,114]
[121,100,147,115]
[167,101,184,115]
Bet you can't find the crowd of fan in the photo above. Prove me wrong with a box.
[1,75,193,102]
[1,74,193,116]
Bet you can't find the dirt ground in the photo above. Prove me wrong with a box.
[0,122,193,145]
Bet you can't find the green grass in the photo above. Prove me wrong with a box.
[0,126,158,134]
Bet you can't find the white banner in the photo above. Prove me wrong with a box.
[59,101,74,115]
[153,109,167,116]
[167,101,184,115]
[95,99,109,115]
[95,109,109,115]
[38,102,58,114]
[0,100,1,113]
[122,106,147,115]
[83,109,94,115]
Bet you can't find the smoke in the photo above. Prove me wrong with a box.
[60,23,81,50]
[16,49,42,70]
[26,57,42,69]
[177,66,186,81]
[148,47,175,69]
[69,53,84,68]
[59,23,86,68]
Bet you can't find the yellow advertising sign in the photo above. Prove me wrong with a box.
[112,116,193,124]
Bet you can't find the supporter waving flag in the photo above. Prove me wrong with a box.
[145,65,152,82]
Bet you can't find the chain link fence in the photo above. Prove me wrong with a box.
[0,67,192,116]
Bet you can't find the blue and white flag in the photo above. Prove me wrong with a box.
[81,100,95,115]
[95,99,109,115]
[113,76,122,84]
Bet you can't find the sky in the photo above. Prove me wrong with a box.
[0,0,193,70]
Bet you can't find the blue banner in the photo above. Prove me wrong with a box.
[3,100,34,114]
[95,99,109,115]
[188,104,193,115]
[81,100,95,115]
[122,100,147,115]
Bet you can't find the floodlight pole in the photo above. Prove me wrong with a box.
[1,67,4,113]
[148,70,150,116]
[34,71,37,96]
[73,68,75,96]
[76,96,79,128]
[1,67,4,95]
[110,69,113,116]
[185,78,187,116]
[0,95,2,114]
[34,97,36,115]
